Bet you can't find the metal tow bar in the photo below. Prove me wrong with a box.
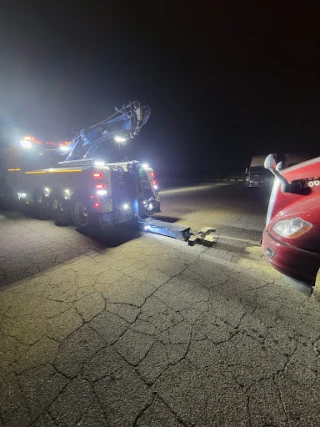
[139,218,217,247]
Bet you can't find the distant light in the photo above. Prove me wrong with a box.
[122,203,130,210]
[149,203,153,210]
[20,140,32,149]
[94,161,105,166]
[114,135,127,143]
[59,145,71,152]
[96,189,107,196]
[142,163,149,170]
[18,192,27,199]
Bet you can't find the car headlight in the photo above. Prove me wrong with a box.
[272,217,312,238]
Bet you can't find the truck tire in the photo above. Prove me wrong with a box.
[137,200,148,219]
[34,191,50,219]
[71,198,95,229]
[51,196,70,226]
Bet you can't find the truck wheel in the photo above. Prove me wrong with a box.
[51,196,70,226]
[34,191,50,219]
[72,199,94,229]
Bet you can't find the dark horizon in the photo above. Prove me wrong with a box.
[1,2,319,176]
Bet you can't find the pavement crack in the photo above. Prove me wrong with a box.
[132,394,155,426]
[154,393,195,427]
[273,376,289,425]
[15,372,33,422]
[245,393,253,427]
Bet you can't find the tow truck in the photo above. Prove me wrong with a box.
[0,101,217,245]
[0,101,160,228]
[262,153,320,296]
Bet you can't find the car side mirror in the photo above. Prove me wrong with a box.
[264,154,276,170]
[264,153,289,190]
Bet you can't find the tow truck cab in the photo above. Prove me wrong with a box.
[262,154,320,296]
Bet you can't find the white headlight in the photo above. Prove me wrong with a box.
[59,145,70,152]
[272,217,312,238]
[20,140,32,149]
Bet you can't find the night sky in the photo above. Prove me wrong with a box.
[1,2,319,177]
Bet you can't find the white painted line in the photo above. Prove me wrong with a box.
[216,235,260,246]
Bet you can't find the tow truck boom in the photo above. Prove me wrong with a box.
[65,101,151,161]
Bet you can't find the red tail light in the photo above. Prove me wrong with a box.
[150,172,155,178]
[93,173,103,178]
[152,180,157,186]
[96,183,106,189]
[93,202,100,208]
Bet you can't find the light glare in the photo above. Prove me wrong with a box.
[96,190,107,196]
[114,135,127,143]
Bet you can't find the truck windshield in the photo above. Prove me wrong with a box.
[249,166,270,175]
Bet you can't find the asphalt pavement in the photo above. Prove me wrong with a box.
[1,182,320,427]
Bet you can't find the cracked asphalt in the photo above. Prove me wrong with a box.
[1,182,320,427]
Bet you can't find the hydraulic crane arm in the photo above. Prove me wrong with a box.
[66,101,151,161]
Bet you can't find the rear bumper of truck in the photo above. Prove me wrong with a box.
[97,197,161,227]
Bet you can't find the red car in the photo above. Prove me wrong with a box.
[262,154,320,296]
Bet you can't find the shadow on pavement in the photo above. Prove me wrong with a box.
[152,215,181,223]
[0,213,144,289]
[77,224,142,247]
